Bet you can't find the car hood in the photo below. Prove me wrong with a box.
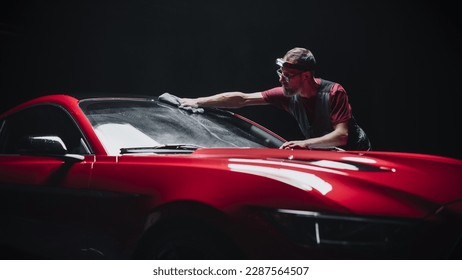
[117,148,462,218]
[189,148,462,217]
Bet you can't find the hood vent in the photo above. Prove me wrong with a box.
[294,159,395,172]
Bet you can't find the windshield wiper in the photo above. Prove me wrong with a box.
[120,144,204,154]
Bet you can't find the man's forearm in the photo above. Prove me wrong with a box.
[308,129,348,148]
[183,92,246,108]
[199,92,248,108]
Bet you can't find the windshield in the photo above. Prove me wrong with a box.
[79,98,284,155]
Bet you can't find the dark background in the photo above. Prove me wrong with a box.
[1,0,461,159]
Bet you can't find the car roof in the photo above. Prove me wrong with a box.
[69,91,159,101]
[0,93,164,118]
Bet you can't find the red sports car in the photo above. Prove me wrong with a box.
[0,94,461,259]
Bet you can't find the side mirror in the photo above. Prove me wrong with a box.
[22,135,68,155]
[19,135,84,162]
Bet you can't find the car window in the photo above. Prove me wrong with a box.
[80,99,283,155]
[0,105,90,155]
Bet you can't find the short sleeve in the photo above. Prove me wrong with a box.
[261,87,290,111]
[329,83,352,125]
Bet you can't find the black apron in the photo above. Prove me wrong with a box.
[288,79,371,150]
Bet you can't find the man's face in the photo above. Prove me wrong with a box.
[277,67,304,97]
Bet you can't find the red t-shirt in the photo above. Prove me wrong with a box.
[261,79,352,126]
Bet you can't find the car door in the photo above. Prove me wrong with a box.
[0,104,94,258]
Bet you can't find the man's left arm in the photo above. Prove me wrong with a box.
[280,122,349,150]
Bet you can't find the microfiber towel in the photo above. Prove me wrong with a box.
[158,93,204,113]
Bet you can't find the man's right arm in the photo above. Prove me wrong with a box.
[180,92,267,109]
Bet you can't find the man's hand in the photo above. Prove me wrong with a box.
[280,140,311,150]
[280,139,344,151]
[158,93,204,113]
[178,98,204,113]
[179,98,199,108]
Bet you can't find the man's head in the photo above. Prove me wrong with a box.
[276,47,316,72]
[276,47,316,97]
